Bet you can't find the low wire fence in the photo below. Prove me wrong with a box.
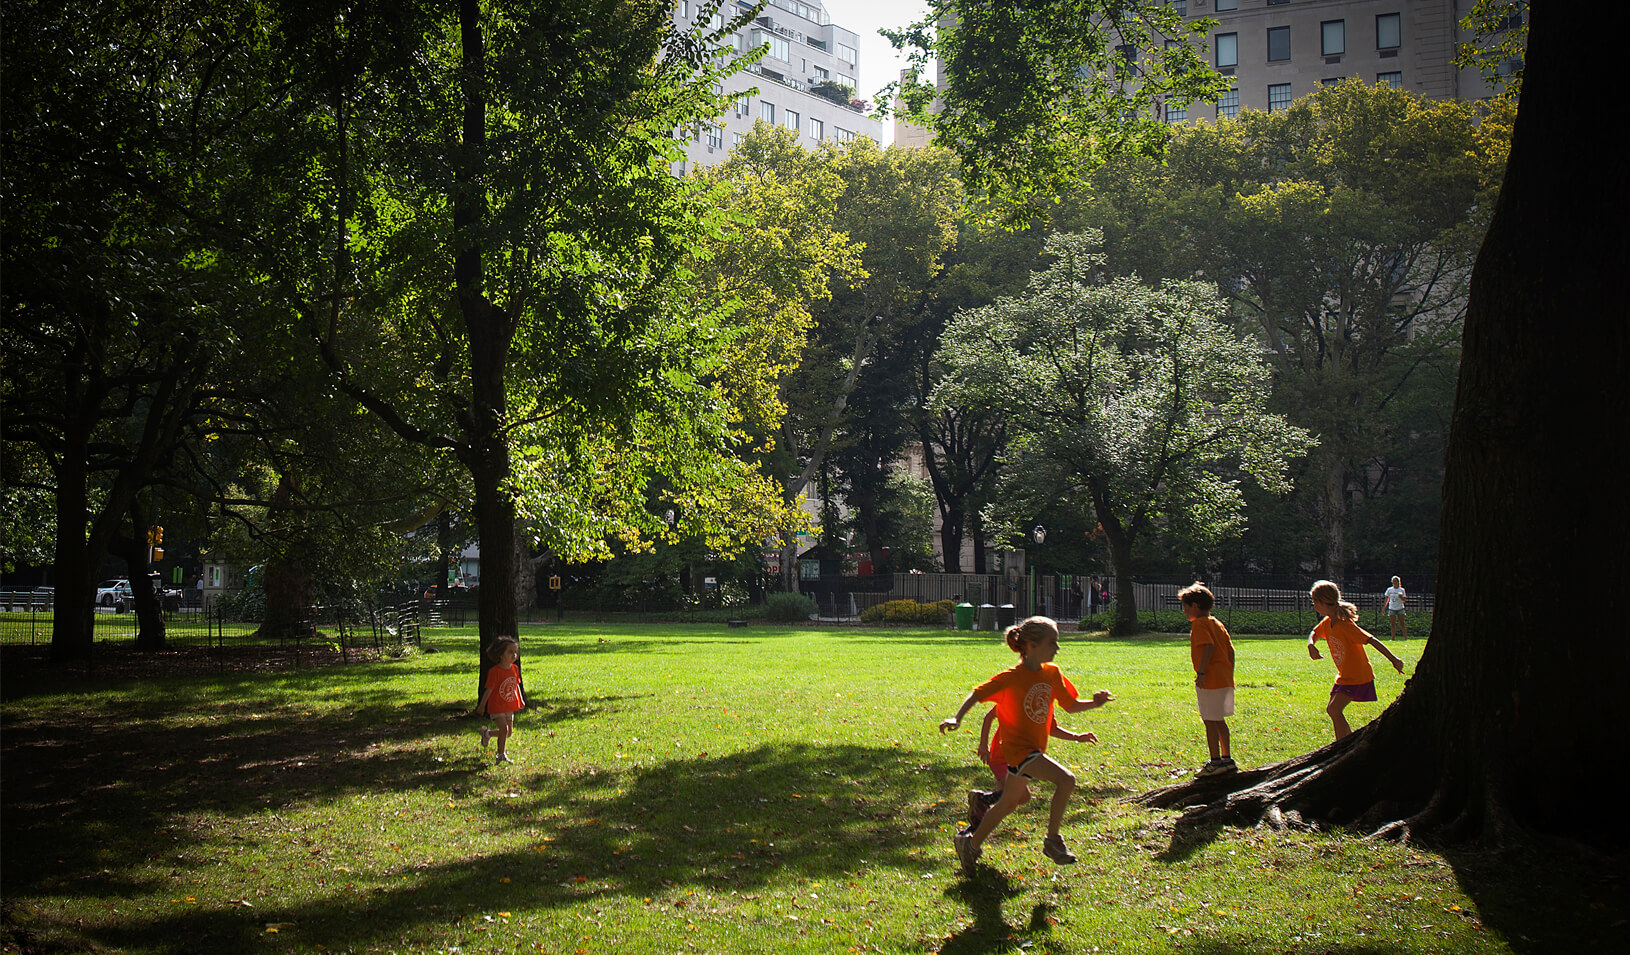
[0,592,472,669]
[4,571,1435,644]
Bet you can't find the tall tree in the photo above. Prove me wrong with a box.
[778,140,962,585]
[246,0,786,694]
[936,233,1312,633]
[1059,84,1511,578]
[1,0,268,659]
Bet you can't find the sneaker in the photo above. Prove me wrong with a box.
[1196,759,1228,777]
[953,830,981,873]
[480,727,491,750]
[1042,834,1077,865]
[1218,756,1238,771]
[968,790,987,828]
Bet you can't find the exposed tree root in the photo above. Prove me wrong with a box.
[1134,726,1434,842]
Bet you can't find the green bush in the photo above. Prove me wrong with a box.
[1078,607,1432,636]
[860,599,956,625]
[764,592,817,622]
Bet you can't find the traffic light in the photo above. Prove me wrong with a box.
[147,525,164,545]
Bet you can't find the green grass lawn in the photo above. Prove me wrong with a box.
[2,624,1621,953]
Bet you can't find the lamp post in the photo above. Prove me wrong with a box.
[1031,524,1047,616]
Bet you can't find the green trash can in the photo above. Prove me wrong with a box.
[955,602,975,630]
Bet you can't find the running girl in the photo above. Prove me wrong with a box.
[939,616,1113,872]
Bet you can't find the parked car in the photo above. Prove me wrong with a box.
[96,579,130,607]
[95,577,182,612]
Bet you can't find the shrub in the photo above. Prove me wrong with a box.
[860,599,956,625]
[764,592,817,622]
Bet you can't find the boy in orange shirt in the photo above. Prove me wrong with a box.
[1180,583,1237,776]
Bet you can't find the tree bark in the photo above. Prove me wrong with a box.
[1137,9,1630,848]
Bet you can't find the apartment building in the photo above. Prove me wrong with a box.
[1178,0,1503,121]
[673,0,884,172]
[893,1,1512,141]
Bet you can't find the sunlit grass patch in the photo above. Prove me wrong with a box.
[2,624,1617,953]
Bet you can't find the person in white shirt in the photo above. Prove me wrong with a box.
[1383,576,1407,638]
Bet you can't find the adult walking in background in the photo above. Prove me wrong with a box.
[1383,576,1407,638]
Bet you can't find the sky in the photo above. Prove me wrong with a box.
[824,0,931,141]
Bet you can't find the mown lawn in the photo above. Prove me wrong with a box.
[2,624,1621,953]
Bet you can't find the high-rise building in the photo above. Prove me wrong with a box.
[673,0,885,172]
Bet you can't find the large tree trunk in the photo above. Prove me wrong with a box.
[257,475,317,643]
[123,496,167,651]
[456,0,518,704]
[1138,9,1630,848]
[939,498,965,574]
[49,428,96,663]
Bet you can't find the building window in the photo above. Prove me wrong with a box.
[678,0,689,19]
[1166,98,1187,123]
[1377,71,1402,89]
[1268,83,1292,112]
[837,43,857,65]
[1219,87,1239,120]
[761,101,775,123]
[835,127,855,143]
[1116,44,1140,77]
[784,109,800,133]
[809,117,824,140]
[1170,0,1186,15]
[1215,0,1237,10]
[1321,77,1343,87]
[735,93,751,117]
[734,132,746,147]
[1376,13,1401,50]
[706,124,723,149]
[1215,33,1238,69]
[1322,20,1345,56]
[814,65,830,80]
[1268,26,1291,62]
[767,35,789,61]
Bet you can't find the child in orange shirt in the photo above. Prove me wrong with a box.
[971,693,1096,828]
[1180,582,1237,776]
[474,637,526,763]
[1306,580,1405,740]
[940,616,1113,872]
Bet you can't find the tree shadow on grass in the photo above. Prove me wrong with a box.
[0,685,628,899]
[29,741,1122,953]
[1436,844,1629,955]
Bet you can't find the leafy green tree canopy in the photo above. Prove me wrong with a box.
[887,0,1227,223]
[935,232,1313,631]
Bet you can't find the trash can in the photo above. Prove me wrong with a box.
[977,603,997,631]
[997,603,1016,629]
[955,602,975,630]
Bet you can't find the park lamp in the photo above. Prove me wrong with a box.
[1031,524,1047,546]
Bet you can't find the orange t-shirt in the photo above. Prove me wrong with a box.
[1312,616,1375,685]
[1189,615,1235,689]
[974,663,1080,767]
[484,662,525,715]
